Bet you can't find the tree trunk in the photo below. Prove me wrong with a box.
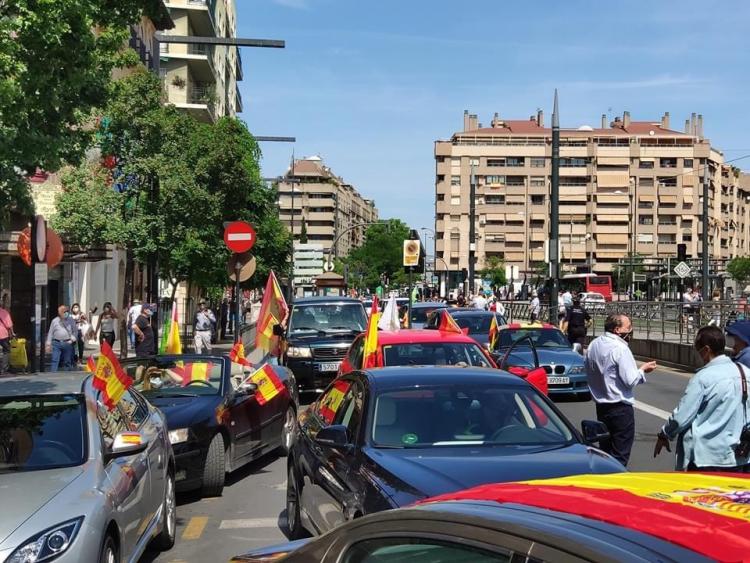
[119,248,135,359]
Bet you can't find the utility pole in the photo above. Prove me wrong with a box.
[468,162,477,296]
[702,163,711,295]
[549,90,560,322]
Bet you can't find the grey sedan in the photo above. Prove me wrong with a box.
[0,372,176,563]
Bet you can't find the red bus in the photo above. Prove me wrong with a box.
[560,274,613,301]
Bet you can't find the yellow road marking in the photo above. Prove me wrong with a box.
[181,516,208,540]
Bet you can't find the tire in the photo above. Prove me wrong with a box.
[286,465,306,540]
[201,433,226,497]
[99,534,119,563]
[153,471,176,550]
[279,406,296,456]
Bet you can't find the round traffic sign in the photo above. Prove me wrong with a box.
[223,221,256,253]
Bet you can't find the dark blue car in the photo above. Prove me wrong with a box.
[285,365,623,539]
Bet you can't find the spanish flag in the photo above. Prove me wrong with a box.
[255,271,289,356]
[319,380,351,424]
[229,342,252,367]
[249,364,285,405]
[488,315,499,351]
[362,296,380,369]
[92,341,133,411]
[437,310,463,334]
[177,361,213,386]
[159,300,182,355]
[85,356,96,373]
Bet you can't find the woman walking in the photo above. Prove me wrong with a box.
[70,303,87,365]
[96,302,119,347]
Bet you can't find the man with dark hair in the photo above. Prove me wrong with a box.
[584,313,657,466]
[654,326,750,472]
[562,297,590,349]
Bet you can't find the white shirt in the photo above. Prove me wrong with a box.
[562,291,573,306]
[127,304,142,326]
[473,296,488,310]
[584,331,646,404]
[530,297,540,314]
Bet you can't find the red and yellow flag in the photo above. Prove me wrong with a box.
[423,472,750,561]
[319,379,351,424]
[173,361,213,386]
[249,364,285,405]
[85,355,96,373]
[255,271,289,356]
[437,310,463,334]
[488,315,499,351]
[362,296,380,369]
[229,342,252,367]
[92,341,133,411]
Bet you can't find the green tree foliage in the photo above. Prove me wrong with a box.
[299,218,308,244]
[481,256,507,289]
[341,219,409,290]
[0,0,171,225]
[727,257,750,290]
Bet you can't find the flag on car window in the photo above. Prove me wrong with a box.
[319,379,352,424]
[255,271,289,356]
[489,315,499,351]
[92,341,133,410]
[437,310,462,334]
[249,364,285,405]
[363,296,380,368]
[174,361,213,386]
[229,342,252,366]
[85,355,96,373]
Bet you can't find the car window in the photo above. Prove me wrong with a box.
[348,336,365,370]
[118,389,149,428]
[126,359,223,396]
[411,306,445,323]
[382,343,491,368]
[0,394,86,472]
[344,537,511,563]
[498,329,569,349]
[453,315,493,334]
[96,402,129,451]
[288,303,367,333]
[317,379,353,425]
[333,381,364,443]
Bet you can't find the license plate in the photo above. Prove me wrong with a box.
[318,362,341,372]
[547,376,570,385]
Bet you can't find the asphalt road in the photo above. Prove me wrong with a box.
[143,367,690,563]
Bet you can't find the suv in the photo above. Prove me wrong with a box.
[278,297,368,392]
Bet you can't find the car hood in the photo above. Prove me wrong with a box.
[287,333,359,347]
[499,348,583,366]
[365,443,623,504]
[0,467,84,544]
[145,393,222,429]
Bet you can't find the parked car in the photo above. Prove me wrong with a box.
[408,301,449,329]
[580,291,606,313]
[0,372,176,563]
[277,296,368,392]
[122,354,297,497]
[235,472,737,562]
[494,323,590,398]
[448,309,508,349]
[284,366,623,539]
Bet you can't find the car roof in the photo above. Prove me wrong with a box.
[376,329,478,345]
[361,365,523,390]
[0,372,90,396]
[292,296,363,305]
[500,322,558,330]
[411,302,447,309]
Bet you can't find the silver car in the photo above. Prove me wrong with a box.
[0,372,176,563]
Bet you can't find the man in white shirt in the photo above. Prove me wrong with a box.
[562,289,573,310]
[529,291,541,322]
[585,314,657,466]
[127,299,142,347]
[473,293,488,310]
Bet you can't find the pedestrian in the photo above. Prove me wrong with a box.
[69,303,87,365]
[709,288,722,326]
[126,299,142,348]
[473,293,488,310]
[95,302,119,347]
[0,297,14,374]
[726,321,750,369]
[562,288,573,312]
[194,300,216,354]
[132,303,155,358]
[584,313,657,466]
[529,291,541,322]
[562,297,591,351]
[46,305,77,371]
[654,325,750,472]
[457,293,466,308]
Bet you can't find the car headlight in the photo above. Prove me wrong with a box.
[568,365,584,375]
[169,428,189,444]
[287,346,312,358]
[7,517,84,563]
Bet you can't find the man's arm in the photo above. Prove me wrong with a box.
[45,318,57,347]
[207,310,217,323]
[614,346,647,389]
[132,318,144,340]
[661,375,704,440]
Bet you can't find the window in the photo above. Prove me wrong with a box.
[118,389,148,428]
[333,382,364,443]
[97,403,128,450]
[658,234,676,243]
[486,158,505,167]
[317,380,352,425]
[638,215,653,225]
[436,174,445,183]
[638,200,653,209]
[506,157,525,167]
[506,176,525,186]
[436,156,445,163]
[660,158,677,168]
[639,177,654,187]
[683,234,693,242]
[437,194,444,202]
[450,175,460,186]
[531,194,545,205]
[484,194,505,205]
[561,157,587,167]
[530,157,545,168]
[530,176,545,187]
[450,214,461,222]
[684,159,694,167]
[637,234,653,244]
[639,160,654,169]
[450,196,461,205]
[658,177,677,187]
[485,175,505,185]
[658,217,677,225]
[347,336,365,370]
[344,538,511,563]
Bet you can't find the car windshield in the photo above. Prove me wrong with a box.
[288,304,367,333]
[453,315,495,334]
[127,360,223,396]
[372,384,574,448]
[0,394,86,472]
[382,343,492,368]
[498,328,570,349]
[410,306,445,323]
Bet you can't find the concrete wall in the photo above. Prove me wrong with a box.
[629,337,702,371]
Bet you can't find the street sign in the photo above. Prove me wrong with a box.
[223,221,256,253]
[403,239,420,267]
[34,263,48,286]
[674,261,691,279]
[227,252,256,282]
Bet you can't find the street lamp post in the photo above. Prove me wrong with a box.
[549,90,560,323]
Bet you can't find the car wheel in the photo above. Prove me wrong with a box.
[154,471,176,550]
[286,465,306,540]
[279,406,296,456]
[99,534,119,563]
[201,433,226,497]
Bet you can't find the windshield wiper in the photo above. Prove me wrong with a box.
[327,326,360,333]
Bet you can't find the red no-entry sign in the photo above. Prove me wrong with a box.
[224,221,256,253]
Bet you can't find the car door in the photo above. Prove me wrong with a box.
[96,402,149,558]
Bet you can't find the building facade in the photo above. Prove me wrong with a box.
[434,110,750,290]
[293,243,325,296]
[160,0,242,122]
[277,156,378,258]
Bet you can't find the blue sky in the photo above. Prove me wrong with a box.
[237,0,750,230]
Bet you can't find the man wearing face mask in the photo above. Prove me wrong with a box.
[725,320,750,369]
[132,303,155,358]
[584,314,657,466]
[45,305,77,371]
[654,325,750,472]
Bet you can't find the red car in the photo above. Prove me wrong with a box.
[339,329,548,394]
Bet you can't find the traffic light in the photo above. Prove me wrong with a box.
[677,243,687,262]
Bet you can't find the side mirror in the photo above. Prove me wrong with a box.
[238,381,258,396]
[106,431,148,462]
[315,424,350,449]
[581,420,610,446]
[272,324,285,337]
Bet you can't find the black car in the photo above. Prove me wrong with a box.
[123,354,297,497]
[277,296,368,392]
[409,301,449,329]
[234,497,709,563]
[448,309,508,349]
[285,366,623,538]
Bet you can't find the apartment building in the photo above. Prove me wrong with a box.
[160,0,242,122]
[277,157,378,258]
[434,109,750,286]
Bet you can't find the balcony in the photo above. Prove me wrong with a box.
[169,0,217,36]
[160,41,216,82]
[236,48,243,81]
[236,86,243,113]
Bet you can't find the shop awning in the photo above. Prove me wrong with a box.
[505,232,526,242]
[596,234,629,245]
[596,194,630,204]
[597,156,630,166]
[660,195,678,204]
[596,214,630,222]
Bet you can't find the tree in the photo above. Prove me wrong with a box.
[480,256,507,289]
[299,218,308,244]
[340,219,409,291]
[0,0,171,225]
[728,257,750,291]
